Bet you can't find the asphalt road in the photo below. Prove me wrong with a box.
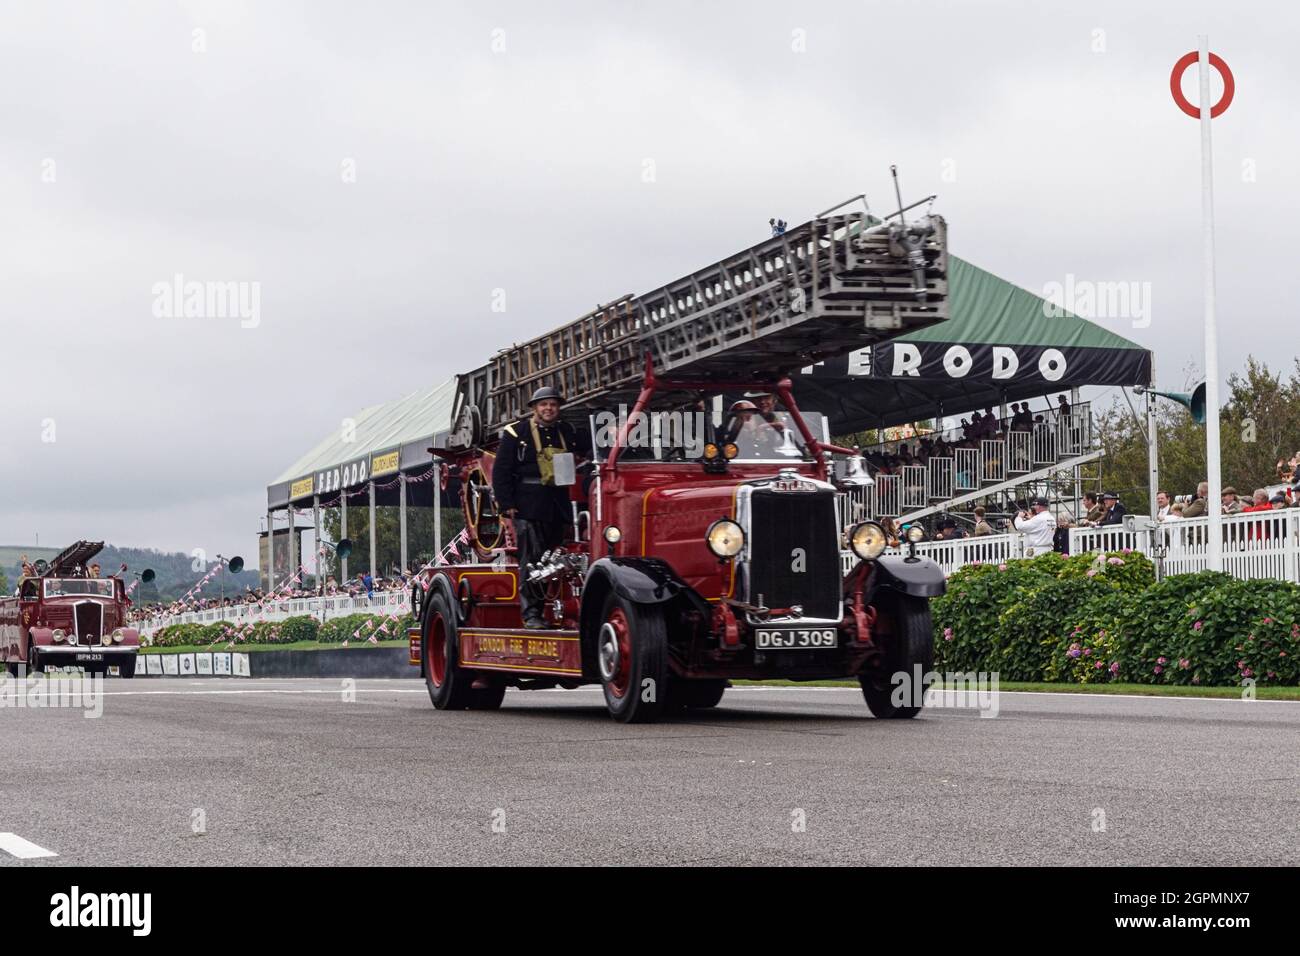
[1,679,1297,866]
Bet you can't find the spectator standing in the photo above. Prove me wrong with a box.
[1013,496,1055,551]
[1156,490,1171,520]
[1053,514,1072,554]
[972,506,994,537]
[1083,492,1104,526]
[1221,487,1244,515]
[1182,481,1209,518]
[1099,491,1128,526]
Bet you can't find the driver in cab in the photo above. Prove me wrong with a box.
[726,390,797,459]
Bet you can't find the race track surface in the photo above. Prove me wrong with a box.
[2,680,1296,866]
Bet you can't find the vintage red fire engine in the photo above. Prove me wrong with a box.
[409,365,946,723]
[0,541,149,677]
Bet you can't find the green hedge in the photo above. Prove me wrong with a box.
[933,551,1300,686]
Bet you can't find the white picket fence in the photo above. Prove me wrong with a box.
[137,589,410,638]
[838,510,1300,582]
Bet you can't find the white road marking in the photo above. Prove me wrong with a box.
[0,833,58,859]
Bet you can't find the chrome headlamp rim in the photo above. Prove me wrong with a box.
[849,521,887,561]
[705,518,745,558]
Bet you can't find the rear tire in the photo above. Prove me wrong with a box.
[467,678,506,710]
[860,592,934,719]
[423,592,474,710]
[596,592,668,723]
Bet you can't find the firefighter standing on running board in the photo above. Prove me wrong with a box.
[492,386,591,629]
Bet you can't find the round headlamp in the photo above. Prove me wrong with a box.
[906,525,927,543]
[702,443,719,460]
[706,519,745,558]
[849,522,887,561]
[603,526,622,544]
[112,628,125,644]
[52,628,66,643]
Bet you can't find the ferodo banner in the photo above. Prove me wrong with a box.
[810,342,1147,386]
[316,455,369,494]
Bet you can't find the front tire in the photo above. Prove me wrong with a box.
[860,592,934,719]
[118,656,137,679]
[673,679,727,710]
[596,592,669,723]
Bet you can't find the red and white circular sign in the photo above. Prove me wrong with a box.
[1170,51,1235,119]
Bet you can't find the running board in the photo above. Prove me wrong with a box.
[897,449,1103,524]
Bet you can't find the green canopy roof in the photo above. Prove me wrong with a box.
[792,255,1152,432]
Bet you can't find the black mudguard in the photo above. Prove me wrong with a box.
[868,555,947,599]
[585,556,696,606]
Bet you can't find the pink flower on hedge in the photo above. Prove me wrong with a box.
[1109,661,1120,675]
[943,627,954,642]
[1107,556,1124,565]
[1242,668,1255,679]
[1153,665,1163,675]
[1237,660,1246,669]
[1179,658,1190,669]
[1193,620,1203,631]
[1068,648,1082,659]
[1263,617,1273,625]
[998,563,1008,571]
[1157,656,1167,665]
[1086,569,1098,577]
[1082,647,1092,656]
[1122,547,1132,554]
[1267,671,1276,679]
[1094,660,1105,669]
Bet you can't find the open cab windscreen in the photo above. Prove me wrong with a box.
[43,579,115,598]
[587,399,830,464]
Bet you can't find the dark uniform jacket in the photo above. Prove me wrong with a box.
[1099,502,1128,526]
[492,415,590,524]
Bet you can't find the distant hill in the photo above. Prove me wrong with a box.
[1,543,261,603]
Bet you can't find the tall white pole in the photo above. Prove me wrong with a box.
[1199,36,1223,572]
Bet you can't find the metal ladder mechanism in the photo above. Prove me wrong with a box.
[447,200,949,448]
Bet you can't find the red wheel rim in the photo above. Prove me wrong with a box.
[601,607,633,699]
[428,614,448,686]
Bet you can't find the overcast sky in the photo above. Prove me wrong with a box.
[1,0,1293,562]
